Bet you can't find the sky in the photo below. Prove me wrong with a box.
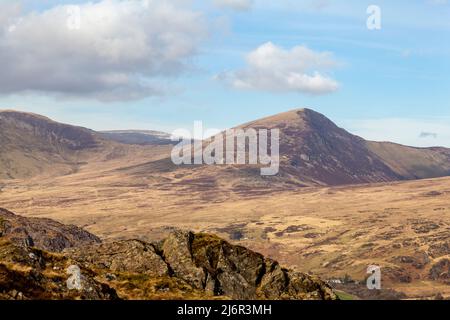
[0,0,449,147]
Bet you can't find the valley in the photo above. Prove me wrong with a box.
[0,108,449,299]
[1,172,449,299]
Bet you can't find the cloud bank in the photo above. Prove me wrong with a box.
[217,42,339,95]
[0,0,207,101]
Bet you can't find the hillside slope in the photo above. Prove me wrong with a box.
[0,110,173,180]
[128,108,450,188]
[0,110,101,179]
[367,141,450,180]
[236,108,450,185]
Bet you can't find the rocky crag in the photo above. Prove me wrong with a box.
[0,208,336,300]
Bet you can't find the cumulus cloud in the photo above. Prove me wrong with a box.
[0,0,207,101]
[217,42,339,95]
[213,0,253,11]
[0,3,22,28]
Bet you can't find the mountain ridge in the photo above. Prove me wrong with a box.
[99,129,174,146]
[1,108,450,186]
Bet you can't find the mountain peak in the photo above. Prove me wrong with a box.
[239,108,338,135]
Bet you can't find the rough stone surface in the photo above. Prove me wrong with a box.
[161,231,205,289]
[0,209,337,300]
[0,239,118,300]
[0,208,100,252]
[65,239,169,276]
[187,232,336,300]
[429,259,450,283]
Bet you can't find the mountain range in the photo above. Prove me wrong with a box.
[1,108,450,186]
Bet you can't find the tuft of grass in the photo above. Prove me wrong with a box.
[335,290,356,300]
[110,273,218,300]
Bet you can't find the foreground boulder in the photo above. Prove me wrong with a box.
[66,239,170,277]
[161,231,336,300]
[0,209,337,300]
[0,239,118,300]
[0,208,100,252]
[67,231,337,300]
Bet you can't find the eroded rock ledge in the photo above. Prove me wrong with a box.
[0,208,336,300]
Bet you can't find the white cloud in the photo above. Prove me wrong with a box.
[0,0,207,101]
[213,0,253,11]
[217,42,339,95]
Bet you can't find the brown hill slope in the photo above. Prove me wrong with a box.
[0,110,174,180]
[0,110,101,179]
[236,108,450,185]
[366,141,450,180]
[239,108,402,185]
[125,108,450,188]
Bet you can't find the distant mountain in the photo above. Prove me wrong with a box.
[116,108,450,190]
[0,110,173,179]
[99,130,174,145]
[0,110,102,179]
[235,108,450,185]
[1,108,450,186]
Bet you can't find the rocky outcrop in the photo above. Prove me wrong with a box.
[0,210,337,300]
[0,239,118,300]
[65,240,169,276]
[0,208,101,252]
[428,242,450,259]
[64,230,336,300]
[161,231,205,289]
[429,259,450,283]
[165,231,336,300]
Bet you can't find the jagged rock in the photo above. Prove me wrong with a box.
[66,230,337,300]
[384,266,412,283]
[0,239,118,300]
[258,259,290,299]
[391,251,430,269]
[428,242,450,259]
[0,208,100,252]
[429,259,450,283]
[190,233,266,299]
[0,210,337,300]
[171,231,337,300]
[65,240,169,276]
[161,231,205,289]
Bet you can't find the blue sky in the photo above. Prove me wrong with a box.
[0,0,449,147]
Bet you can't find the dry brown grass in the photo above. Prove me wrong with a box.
[1,157,449,299]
